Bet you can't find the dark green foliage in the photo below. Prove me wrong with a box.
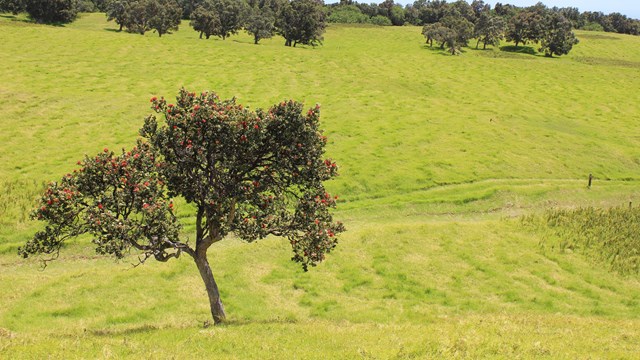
[388,4,404,26]
[105,0,128,31]
[189,0,220,39]
[505,8,544,48]
[147,0,182,36]
[212,0,246,39]
[245,5,275,44]
[106,0,182,36]
[530,206,640,275]
[539,12,578,57]
[327,4,368,24]
[474,12,505,49]
[276,0,326,47]
[25,0,78,24]
[0,0,25,14]
[369,15,390,26]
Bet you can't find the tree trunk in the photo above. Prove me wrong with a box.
[194,252,226,324]
[199,31,203,39]
[476,38,480,49]
[254,35,259,44]
[118,23,123,32]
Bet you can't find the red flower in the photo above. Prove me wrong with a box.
[103,148,109,153]
[150,96,157,102]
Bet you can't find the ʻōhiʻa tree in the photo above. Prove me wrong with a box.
[19,88,345,324]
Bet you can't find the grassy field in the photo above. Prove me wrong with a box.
[1,12,640,358]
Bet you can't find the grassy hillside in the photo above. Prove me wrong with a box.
[1,13,640,358]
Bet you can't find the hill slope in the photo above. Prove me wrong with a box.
[1,13,639,358]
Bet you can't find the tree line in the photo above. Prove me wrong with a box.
[326,0,640,37]
[415,1,579,56]
[0,0,326,46]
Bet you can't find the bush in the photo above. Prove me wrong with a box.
[370,15,391,26]
[327,5,369,24]
[581,21,605,32]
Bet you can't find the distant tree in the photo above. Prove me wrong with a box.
[470,0,488,19]
[403,3,420,25]
[505,7,546,47]
[147,0,182,37]
[210,0,245,39]
[441,14,473,48]
[110,0,181,36]
[20,88,345,325]
[369,14,391,26]
[421,22,447,47]
[388,4,404,26]
[106,0,129,31]
[474,12,505,49]
[0,0,25,14]
[25,0,78,23]
[245,6,275,44]
[355,2,376,18]
[190,0,220,39]
[417,0,447,25]
[494,2,517,19]
[446,0,474,24]
[539,12,578,57]
[327,4,368,24]
[276,0,326,47]
[123,0,151,34]
[422,19,465,55]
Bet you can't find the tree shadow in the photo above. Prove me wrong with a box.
[421,44,454,56]
[0,14,17,19]
[500,45,537,56]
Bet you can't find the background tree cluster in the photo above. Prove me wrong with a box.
[325,0,640,37]
[106,0,182,36]
[103,0,325,45]
[414,1,579,57]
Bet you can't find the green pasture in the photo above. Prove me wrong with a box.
[1,13,640,358]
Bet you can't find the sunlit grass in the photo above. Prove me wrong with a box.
[1,12,640,358]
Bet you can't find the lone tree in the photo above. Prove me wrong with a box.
[245,5,275,44]
[20,89,345,324]
[276,0,326,47]
[539,12,578,57]
[147,0,182,37]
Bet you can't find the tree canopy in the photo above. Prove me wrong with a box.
[21,89,344,324]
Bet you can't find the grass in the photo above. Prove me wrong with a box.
[1,12,640,358]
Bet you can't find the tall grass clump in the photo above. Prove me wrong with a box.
[532,206,640,274]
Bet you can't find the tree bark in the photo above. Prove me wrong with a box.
[194,252,226,324]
